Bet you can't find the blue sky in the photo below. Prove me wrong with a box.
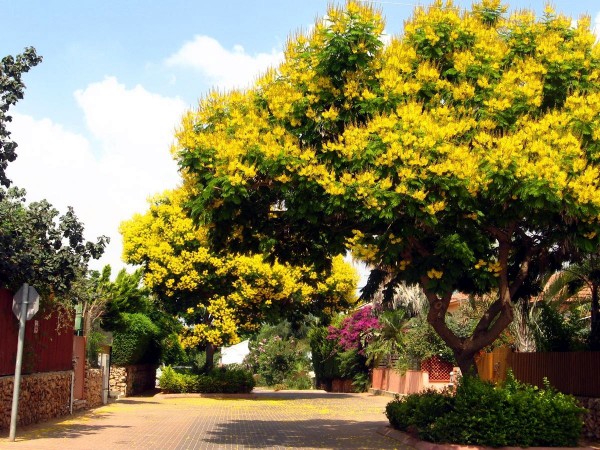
[2,0,600,274]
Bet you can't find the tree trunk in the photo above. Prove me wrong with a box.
[203,342,216,373]
[83,308,93,337]
[454,351,478,377]
[424,289,513,379]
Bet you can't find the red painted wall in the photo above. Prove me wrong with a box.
[0,288,74,376]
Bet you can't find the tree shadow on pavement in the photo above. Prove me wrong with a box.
[251,391,357,400]
[201,418,398,449]
[5,421,131,443]
[114,398,161,405]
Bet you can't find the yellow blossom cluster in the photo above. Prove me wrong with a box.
[173,0,600,301]
[121,188,358,348]
[179,296,240,348]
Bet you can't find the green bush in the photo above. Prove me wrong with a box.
[111,313,161,365]
[283,371,313,390]
[159,365,255,394]
[309,326,370,391]
[385,390,453,436]
[159,332,187,366]
[308,326,343,386]
[386,374,585,447]
[86,329,107,367]
[245,335,310,387]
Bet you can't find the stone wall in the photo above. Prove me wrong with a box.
[109,366,127,397]
[109,364,157,398]
[0,371,71,430]
[128,364,157,395]
[84,368,103,408]
[578,397,600,440]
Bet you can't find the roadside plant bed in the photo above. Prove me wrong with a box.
[385,374,585,447]
[159,365,255,393]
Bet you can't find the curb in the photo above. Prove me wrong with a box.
[377,427,598,450]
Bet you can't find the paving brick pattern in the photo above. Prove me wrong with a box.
[0,390,410,449]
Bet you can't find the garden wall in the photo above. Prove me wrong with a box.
[0,371,71,430]
[371,356,455,395]
[109,364,157,397]
[579,397,600,440]
[84,368,103,409]
[371,368,456,395]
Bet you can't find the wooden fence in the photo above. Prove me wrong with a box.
[477,347,600,397]
[0,288,74,376]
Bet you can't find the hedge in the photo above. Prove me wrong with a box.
[111,313,160,365]
[159,365,255,394]
[385,374,585,447]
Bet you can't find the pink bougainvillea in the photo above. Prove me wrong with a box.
[327,305,381,354]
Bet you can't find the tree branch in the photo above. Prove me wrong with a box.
[420,278,463,351]
[472,298,503,339]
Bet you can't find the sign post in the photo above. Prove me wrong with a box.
[9,283,39,442]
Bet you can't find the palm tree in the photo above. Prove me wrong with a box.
[559,254,600,350]
[516,262,596,352]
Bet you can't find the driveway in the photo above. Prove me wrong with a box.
[0,390,409,449]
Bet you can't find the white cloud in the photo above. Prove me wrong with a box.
[595,12,600,40]
[165,35,283,90]
[7,77,188,274]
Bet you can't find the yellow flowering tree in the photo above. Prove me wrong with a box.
[174,1,600,374]
[120,188,357,369]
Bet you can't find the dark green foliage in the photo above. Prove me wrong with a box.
[101,268,154,330]
[386,374,585,447]
[111,313,161,365]
[158,365,255,393]
[86,330,107,367]
[0,187,107,296]
[190,349,222,374]
[83,266,183,366]
[533,301,587,352]
[1,47,42,189]
[385,390,453,434]
[337,348,369,391]
[160,333,188,366]
[399,317,454,370]
[244,322,312,389]
[308,326,342,385]
[308,324,369,391]
[244,335,310,387]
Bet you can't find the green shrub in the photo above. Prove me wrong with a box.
[158,365,255,394]
[158,366,198,393]
[160,332,187,366]
[86,329,107,367]
[386,374,585,447]
[308,326,343,386]
[309,324,370,392]
[208,365,255,393]
[245,335,310,387]
[284,371,313,390]
[426,377,510,446]
[111,313,160,365]
[385,390,453,436]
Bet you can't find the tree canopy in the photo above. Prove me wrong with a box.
[173,0,600,373]
[1,47,42,190]
[0,187,108,297]
[120,187,358,364]
[1,47,107,300]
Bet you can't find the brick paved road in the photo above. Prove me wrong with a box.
[0,390,410,449]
